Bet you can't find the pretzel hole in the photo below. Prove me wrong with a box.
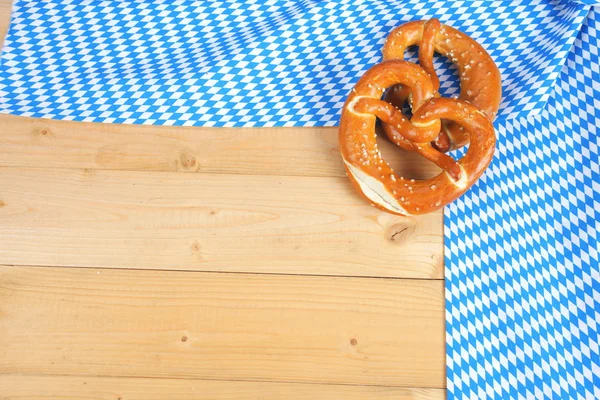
[405,45,460,98]
[403,45,420,64]
[381,85,413,119]
[400,95,413,118]
[433,54,459,91]
[442,126,470,182]
[375,127,441,180]
[448,138,468,159]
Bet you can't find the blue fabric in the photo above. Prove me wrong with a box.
[445,7,600,399]
[0,0,590,126]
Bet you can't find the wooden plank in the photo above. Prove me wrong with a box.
[0,167,443,279]
[0,266,446,388]
[0,0,10,48]
[0,376,445,400]
[0,114,441,179]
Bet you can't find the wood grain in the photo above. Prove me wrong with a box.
[0,376,445,400]
[0,265,446,388]
[0,0,10,48]
[0,2,447,394]
[0,167,443,278]
[0,114,441,179]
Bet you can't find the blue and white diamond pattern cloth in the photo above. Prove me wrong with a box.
[0,0,591,126]
[446,6,600,399]
[1,1,599,399]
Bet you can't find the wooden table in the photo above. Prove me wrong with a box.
[0,3,446,398]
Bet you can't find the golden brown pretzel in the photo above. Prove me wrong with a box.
[338,60,495,215]
[382,19,502,152]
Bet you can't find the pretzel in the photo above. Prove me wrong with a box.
[338,60,495,215]
[382,19,502,152]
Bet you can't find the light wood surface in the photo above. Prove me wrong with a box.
[0,266,445,387]
[0,1,10,46]
[0,1,446,398]
[0,375,445,400]
[0,166,443,278]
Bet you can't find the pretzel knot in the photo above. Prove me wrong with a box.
[339,19,501,216]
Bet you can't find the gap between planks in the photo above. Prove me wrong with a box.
[1,262,444,281]
[0,374,445,400]
[0,265,446,389]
